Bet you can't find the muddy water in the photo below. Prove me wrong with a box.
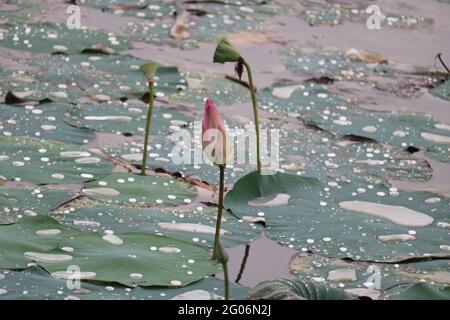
[8,0,450,289]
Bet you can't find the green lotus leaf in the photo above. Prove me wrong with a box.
[0,136,112,185]
[430,79,450,101]
[392,283,450,300]
[0,187,75,224]
[171,72,248,107]
[64,101,191,137]
[0,103,95,145]
[0,23,130,54]
[52,205,262,249]
[289,252,450,299]
[0,267,249,300]
[249,278,354,300]
[0,216,219,287]
[425,144,450,163]
[15,54,185,102]
[225,170,450,262]
[82,173,197,207]
[257,82,450,150]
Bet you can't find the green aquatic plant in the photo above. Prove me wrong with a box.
[139,62,158,175]
[213,37,261,170]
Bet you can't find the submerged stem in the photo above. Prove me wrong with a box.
[141,81,154,176]
[242,60,261,170]
[212,165,225,259]
[235,244,250,283]
[436,53,450,74]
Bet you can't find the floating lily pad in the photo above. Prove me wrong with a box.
[0,54,186,103]
[0,187,74,224]
[0,267,248,300]
[298,0,433,29]
[0,215,77,268]
[172,73,249,107]
[0,136,112,184]
[82,0,175,20]
[0,103,95,145]
[426,144,450,163]
[278,125,432,182]
[41,230,219,287]
[120,20,192,49]
[52,204,262,249]
[0,67,85,104]
[391,283,450,300]
[120,0,277,47]
[430,80,450,101]
[278,46,385,82]
[0,3,48,24]
[278,46,435,99]
[289,252,450,299]
[257,82,347,119]
[64,101,192,137]
[0,216,219,287]
[296,90,450,149]
[225,170,450,261]
[258,82,450,169]
[300,109,431,149]
[82,173,197,207]
[0,23,130,54]
[23,54,186,101]
[182,1,276,43]
[327,142,432,182]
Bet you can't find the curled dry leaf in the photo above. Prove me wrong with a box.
[170,12,190,40]
[344,48,388,64]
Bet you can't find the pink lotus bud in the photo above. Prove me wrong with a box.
[202,98,228,165]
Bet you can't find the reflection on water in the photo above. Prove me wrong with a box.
[216,234,296,288]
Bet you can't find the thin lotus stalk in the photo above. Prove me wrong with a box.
[139,63,158,176]
[215,240,230,300]
[223,259,230,300]
[213,37,261,170]
[212,164,225,259]
[141,86,154,176]
[242,60,261,170]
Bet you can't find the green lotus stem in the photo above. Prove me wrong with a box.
[242,60,261,170]
[223,260,230,300]
[212,164,225,259]
[141,80,154,176]
[214,240,230,300]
